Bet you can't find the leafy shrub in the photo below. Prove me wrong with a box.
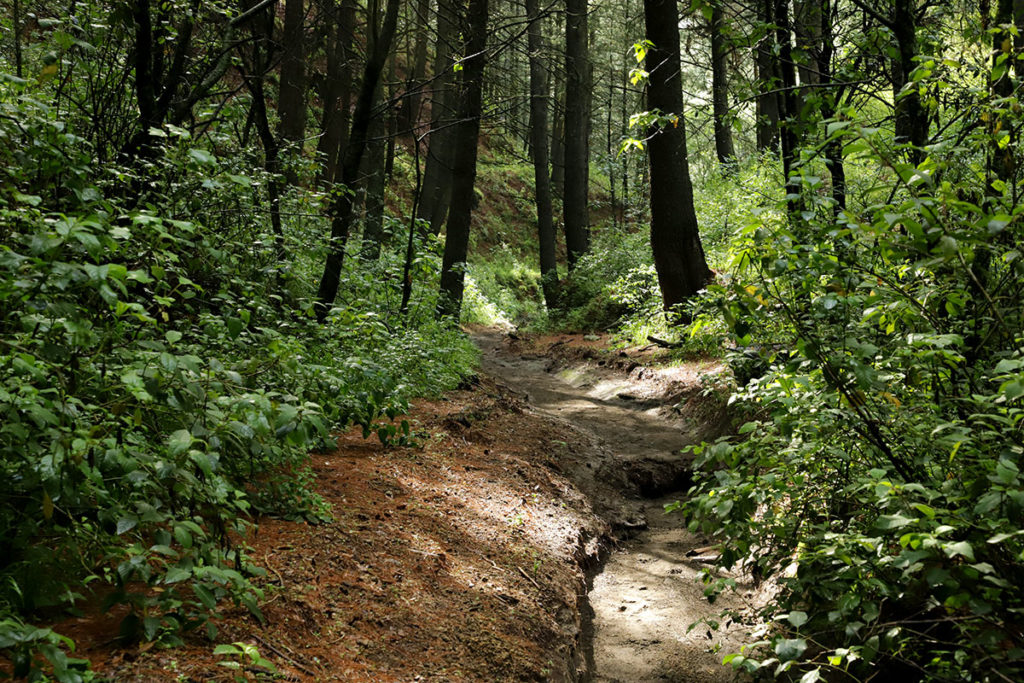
[682,115,1024,680]
[0,60,476,678]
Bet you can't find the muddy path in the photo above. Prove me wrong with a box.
[474,330,750,683]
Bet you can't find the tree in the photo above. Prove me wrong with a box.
[709,0,735,168]
[526,0,559,308]
[277,0,307,178]
[316,0,356,185]
[437,0,491,318]
[315,0,401,320]
[642,0,712,311]
[563,0,591,268]
[418,0,459,234]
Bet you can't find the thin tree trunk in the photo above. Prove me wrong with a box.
[816,0,846,213]
[315,0,401,320]
[362,84,388,260]
[774,0,802,209]
[526,0,558,308]
[710,0,735,168]
[991,0,1015,186]
[405,0,432,133]
[550,61,566,197]
[755,0,780,152]
[891,0,926,160]
[437,0,490,319]
[418,0,458,234]
[643,0,712,311]
[563,0,591,269]
[385,54,398,179]
[278,0,306,174]
[13,0,23,79]
[317,0,355,185]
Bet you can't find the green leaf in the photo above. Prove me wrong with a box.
[188,148,216,165]
[775,638,808,662]
[786,610,808,628]
[194,584,217,610]
[800,669,822,683]
[168,429,192,456]
[875,514,916,530]
[163,567,191,584]
[944,541,975,562]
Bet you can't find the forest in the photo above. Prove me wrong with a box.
[1,0,1023,679]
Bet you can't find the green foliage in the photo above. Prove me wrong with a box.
[683,100,1024,680]
[0,36,475,676]
[214,641,277,680]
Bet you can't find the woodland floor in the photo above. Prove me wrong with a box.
[35,330,757,682]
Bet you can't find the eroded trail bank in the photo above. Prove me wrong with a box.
[475,330,750,683]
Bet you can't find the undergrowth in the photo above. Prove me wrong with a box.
[0,62,475,679]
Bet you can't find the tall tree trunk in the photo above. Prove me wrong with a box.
[437,0,490,319]
[710,0,735,168]
[643,0,712,311]
[773,0,802,208]
[362,79,389,260]
[563,0,591,269]
[404,0,432,133]
[418,0,458,234]
[244,6,285,260]
[315,0,401,320]
[317,0,355,184]
[816,0,846,213]
[550,58,566,197]
[13,0,23,79]
[385,53,398,179]
[754,0,780,152]
[991,0,1015,187]
[526,0,558,308]
[278,0,307,177]
[891,0,926,160]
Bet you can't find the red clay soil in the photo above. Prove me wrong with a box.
[27,376,609,682]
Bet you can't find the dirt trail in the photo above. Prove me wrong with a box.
[474,330,749,683]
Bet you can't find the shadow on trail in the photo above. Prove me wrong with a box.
[472,329,750,683]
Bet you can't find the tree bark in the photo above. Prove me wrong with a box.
[526,0,558,308]
[754,0,780,152]
[278,0,307,165]
[315,0,401,320]
[418,0,459,234]
[643,0,712,311]
[991,0,1015,186]
[773,0,802,209]
[563,0,591,269]
[816,0,846,213]
[362,79,389,260]
[550,57,566,197]
[710,0,735,168]
[891,0,926,160]
[437,0,490,319]
[317,0,356,185]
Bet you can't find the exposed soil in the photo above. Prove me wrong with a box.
[12,329,753,682]
[477,331,752,682]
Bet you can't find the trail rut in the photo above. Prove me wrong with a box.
[474,330,749,683]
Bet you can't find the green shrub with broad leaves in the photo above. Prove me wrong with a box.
[0,47,474,679]
[680,79,1024,680]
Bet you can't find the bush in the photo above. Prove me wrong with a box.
[682,117,1024,680]
[0,65,476,678]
